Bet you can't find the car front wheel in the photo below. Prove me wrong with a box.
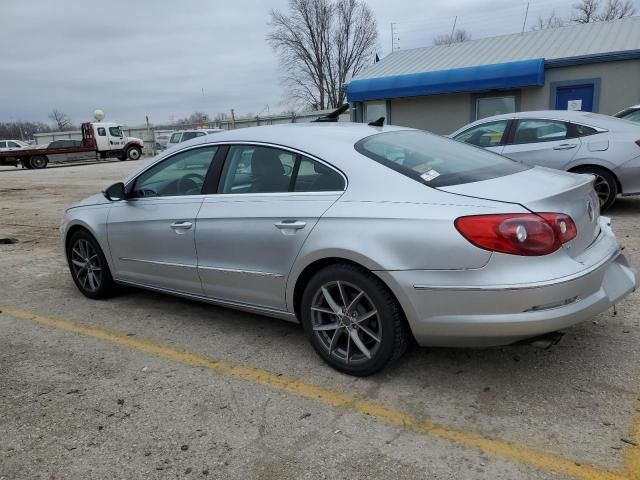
[301,264,409,376]
[126,146,142,161]
[67,230,116,299]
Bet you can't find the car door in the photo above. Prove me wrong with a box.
[107,146,218,293]
[500,118,580,169]
[451,120,509,154]
[195,144,346,310]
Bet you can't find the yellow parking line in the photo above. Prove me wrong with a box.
[625,402,640,480]
[0,306,631,480]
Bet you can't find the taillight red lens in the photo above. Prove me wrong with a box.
[454,213,576,256]
[538,213,577,244]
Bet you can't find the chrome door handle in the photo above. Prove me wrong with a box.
[553,144,577,150]
[274,220,306,230]
[170,221,193,230]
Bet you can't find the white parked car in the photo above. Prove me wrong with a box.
[167,129,224,148]
[0,139,31,152]
[450,110,640,210]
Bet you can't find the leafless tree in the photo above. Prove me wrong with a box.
[531,12,566,30]
[268,0,378,110]
[48,109,73,131]
[0,121,51,140]
[433,29,472,46]
[598,0,636,20]
[571,0,602,22]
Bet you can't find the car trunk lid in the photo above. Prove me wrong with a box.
[438,167,601,258]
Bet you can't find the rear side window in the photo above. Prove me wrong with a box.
[294,157,345,192]
[568,123,598,137]
[170,133,181,143]
[512,119,567,144]
[356,130,530,188]
[182,132,198,141]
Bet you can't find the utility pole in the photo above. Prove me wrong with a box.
[449,16,458,41]
[230,109,236,130]
[390,22,399,51]
[522,2,530,33]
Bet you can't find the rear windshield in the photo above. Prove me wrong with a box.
[355,130,530,187]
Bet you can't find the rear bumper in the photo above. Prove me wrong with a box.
[378,221,638,347]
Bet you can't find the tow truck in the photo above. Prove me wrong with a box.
[0,122,144,169]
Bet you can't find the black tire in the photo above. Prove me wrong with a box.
[22,159,32,169]
[66,230,116,299]
[126,146,142,161]
[572,166,618,211]
[300,263,409,376]
[28,156,48,169]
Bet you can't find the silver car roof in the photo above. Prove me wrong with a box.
[450,110,640,135]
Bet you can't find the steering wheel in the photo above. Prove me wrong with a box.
[178,173,206,195]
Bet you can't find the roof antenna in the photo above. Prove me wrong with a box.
[368,117,385,127]
[313,104,349,122]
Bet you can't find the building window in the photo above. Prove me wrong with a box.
[365,101,388,123]
[475,95,517,120]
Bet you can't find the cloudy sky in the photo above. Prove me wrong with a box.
[0,0,625,125]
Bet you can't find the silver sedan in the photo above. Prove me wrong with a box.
[450,110,640,210]
[60,123,637,375]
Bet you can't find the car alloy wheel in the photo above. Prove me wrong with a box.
[70,238,103,293]
[310,280,383,365]
[593,174,612,206]
[301,264,409,376]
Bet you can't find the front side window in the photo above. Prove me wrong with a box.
[97,127,106,136]
[512,119,567,144]
[356,130,530,188]
[454,120,508,148]
[7,141,20,148]
[0,142,6,148]
[109,126,123,137]
[132,147,217,198]
[169,133,181,143]
[476,96,516,120]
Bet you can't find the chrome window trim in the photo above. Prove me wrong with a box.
[126,141,348,195]
[215,141,348,194]
[511,117,608,134]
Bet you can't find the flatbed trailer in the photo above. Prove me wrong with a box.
[0,122,144,169]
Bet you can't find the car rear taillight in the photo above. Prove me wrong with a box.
[454,213,577,256]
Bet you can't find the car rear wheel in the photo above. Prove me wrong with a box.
[67,230,116,299]
[29,156,48,169]
[572,166,618,211]
[126,146,142,161]
[300,264,409,376]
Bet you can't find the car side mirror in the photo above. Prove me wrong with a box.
[103,182,126,201]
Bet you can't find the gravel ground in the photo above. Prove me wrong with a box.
[0,160,638,479]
